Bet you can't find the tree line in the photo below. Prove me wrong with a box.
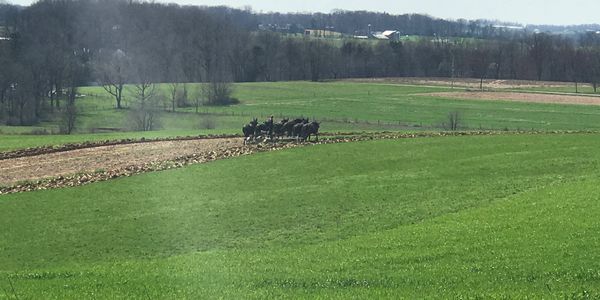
[1,0,600,129]
[256,10,525,39]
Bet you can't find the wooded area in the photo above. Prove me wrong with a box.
[1,0,600,127]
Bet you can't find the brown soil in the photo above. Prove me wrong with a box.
[424,91,600,106]
[0,138,242,186]
[344,77,590,90]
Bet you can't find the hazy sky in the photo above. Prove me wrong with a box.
[7,0,598,25]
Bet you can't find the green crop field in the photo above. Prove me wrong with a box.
[3,81,600,151]
[2,134,600,298]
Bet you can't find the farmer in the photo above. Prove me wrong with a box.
[267,115,274,139]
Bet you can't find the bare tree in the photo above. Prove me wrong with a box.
[96,49,129,109]
[203,76,236,106]
[470,46,494,90]
[163,39,185,111]
[126,52,161,131]
[178,83,189,107]
[529,33,552,81]
[570,47,584,93]
[191,84,204,113]
[0,41,13,119]
[168,82,179,112]
[128,80,161,131]
[590,49,600,93]
[307,40,327,82]
[445,111,462,131]
[60,86,77,134]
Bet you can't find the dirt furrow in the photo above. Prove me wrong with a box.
[0,138,242,186]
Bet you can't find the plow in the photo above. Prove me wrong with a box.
[243,117,320,145]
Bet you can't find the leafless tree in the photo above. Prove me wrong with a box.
[178,83,189,107]
[445,111,462,131]
[128,80,160,131]
[470,46,494,90]
[166,82,191,110]
[529,33,552,81]
[168,82,180,112]
[203,73,236,106]
[96,49,130,109]
[60,86,77,134]
[191,84,204,113]
[590,50,600,93]
[127,56,161,131]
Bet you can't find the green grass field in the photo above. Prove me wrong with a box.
[3,81,600,151]
[2,134,600,298]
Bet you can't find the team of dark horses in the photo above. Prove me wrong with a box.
[243,117,320,144]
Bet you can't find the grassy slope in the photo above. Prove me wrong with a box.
[1,134,600,298]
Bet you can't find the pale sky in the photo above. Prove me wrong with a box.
[7,0,599,26]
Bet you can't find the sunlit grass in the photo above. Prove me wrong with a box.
[2,134,600,297]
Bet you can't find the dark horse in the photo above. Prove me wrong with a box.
[273,118,289,138]
[292,122,304,138]
[242,118,258,145]
[282,118,307,137]
[299,121,320,142]
[255,116,274,139]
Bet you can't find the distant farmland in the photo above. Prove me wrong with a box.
[3,80,600,152]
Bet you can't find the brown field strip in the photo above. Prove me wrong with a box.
[425,91,600,106]
[0,138,242,187]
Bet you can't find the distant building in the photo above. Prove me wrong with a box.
[354,28,401,41]
[371,32,388,40]
[369,30,400,41]
[382,30,401,41]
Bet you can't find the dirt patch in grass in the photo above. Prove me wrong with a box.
[425,91,600,106]
[0,138,242,186]
[344,77,590,90]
